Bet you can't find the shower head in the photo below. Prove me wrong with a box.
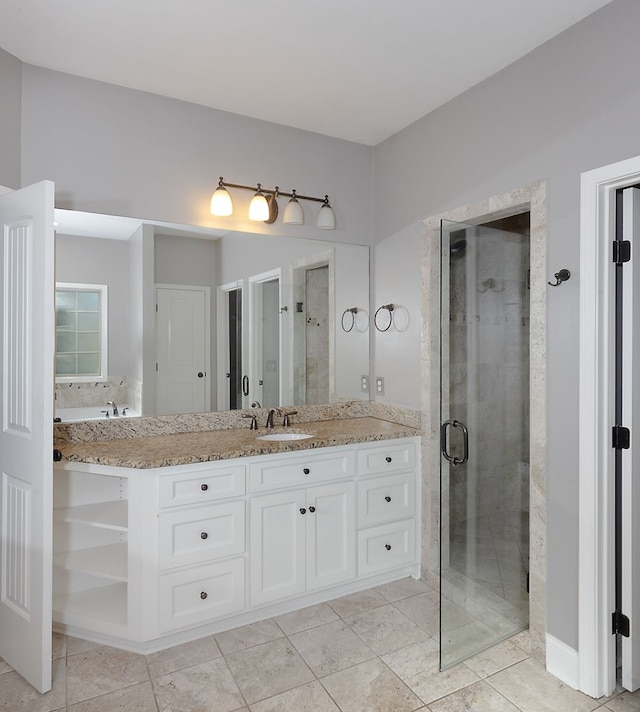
[450,238,466,257]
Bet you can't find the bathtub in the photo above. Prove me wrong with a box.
[54,406,139,422]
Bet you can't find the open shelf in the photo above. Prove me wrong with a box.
[54,542,128,582]
[54,500,128,531]
[53,582,127,627]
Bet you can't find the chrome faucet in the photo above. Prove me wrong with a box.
[266,408,277,428]
[107,400,119,416]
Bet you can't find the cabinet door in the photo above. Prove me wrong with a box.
[306,482,356,591]
[250,490,306,605]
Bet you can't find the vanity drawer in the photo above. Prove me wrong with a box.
[357,472,415,528]
[159,465,245,508]
[357,519,416,575]
[357,440,416,477]
[250,450,355,492]
[158,501,245,570]
[158,558,245,633]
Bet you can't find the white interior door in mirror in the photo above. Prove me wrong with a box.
[156,285,210,415]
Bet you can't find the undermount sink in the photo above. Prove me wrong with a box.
[257,432,314,442]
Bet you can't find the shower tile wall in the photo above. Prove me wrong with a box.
[305,266,330,404]
[448,229,530,525]
[54,376,142,413]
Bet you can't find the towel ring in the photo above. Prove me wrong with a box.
[341,307,359,332]
[374,303,395,332]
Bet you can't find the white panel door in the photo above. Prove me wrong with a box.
[156,286,209,415]
[0,181,55,693]
[622,187,640,691]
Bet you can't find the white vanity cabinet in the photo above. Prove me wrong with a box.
[53,435,419,652]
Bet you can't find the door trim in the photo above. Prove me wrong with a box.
[578,154,640,697]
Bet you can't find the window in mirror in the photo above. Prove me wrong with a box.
[55,283,108,382]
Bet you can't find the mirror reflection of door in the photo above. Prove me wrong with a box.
[248,269,282,409]
[156,285,210,415]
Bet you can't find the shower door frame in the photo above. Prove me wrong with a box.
[421,181,548,664]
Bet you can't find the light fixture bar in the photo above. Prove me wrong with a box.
[218,178,329,205]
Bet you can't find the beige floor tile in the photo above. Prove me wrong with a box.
[463,639,528,678]
[374,577,432,602]
[606,689,640,711]
[509,629,531,653]
[488,658,602,712]
[403,654,480,705]
[153,657,245,712]
[381,639,440,680]
[0,658,66,712]
[327,589,387,618]
[393,590,440,636]
[226,637,314,704]
[67,680,158,711]
[275,603,339,634]
[0,658,13,675]
[66,635,101,656]
[249,680,340,712]
[146,634,221,678]
[321,658,423,712]
[346,603,430,655]
[66,644,149,705]
[289,619,376,676]
[51,632,66,660]
[428,679,520,711]
[215,619,283,655]
[440,619,497,667]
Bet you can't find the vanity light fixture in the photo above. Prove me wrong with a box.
[210,177,336,230]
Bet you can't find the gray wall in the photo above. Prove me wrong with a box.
[0,47,21,188]
[19,66,373,245]
[373,0,640,648]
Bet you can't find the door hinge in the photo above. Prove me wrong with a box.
[613,610,630,637]
[613,240,631,264]
[613,425,630,449]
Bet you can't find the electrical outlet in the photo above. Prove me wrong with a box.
[361,375,369,392]
[375,377,385,395]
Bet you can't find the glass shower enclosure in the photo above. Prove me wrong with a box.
[439,218,530,669]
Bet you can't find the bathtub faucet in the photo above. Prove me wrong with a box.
[107,400,119,416]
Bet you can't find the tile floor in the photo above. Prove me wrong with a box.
[0,577,637,712]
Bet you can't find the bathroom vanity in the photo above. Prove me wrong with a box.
[52,418,420,653]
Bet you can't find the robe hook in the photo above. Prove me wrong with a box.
[548,269,571,287]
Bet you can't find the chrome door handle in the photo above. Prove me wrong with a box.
[440,419,469,466]
[242,375,249,397]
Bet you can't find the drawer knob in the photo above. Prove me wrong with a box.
[303,468,310,475]
[309,506,316,513]
[385,496,391,503]
[200,591,208,600]
[201,483,209,491]
[385,456,392,463]
[385,544,392,551]
[201,531,208,540]
[300,507,307,515]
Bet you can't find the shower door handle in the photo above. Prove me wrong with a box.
[440,419,469,466]
[242,375,250,397]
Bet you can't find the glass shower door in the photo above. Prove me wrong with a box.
[439,218,530,669]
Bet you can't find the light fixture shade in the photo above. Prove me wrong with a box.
[316,198,336,230]
[283,195,304,225]
[249,186,270,221]
[210,186,233,216]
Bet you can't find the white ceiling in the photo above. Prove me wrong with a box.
[1,0,613,145]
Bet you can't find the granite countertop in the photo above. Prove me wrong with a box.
[55,417,420,469]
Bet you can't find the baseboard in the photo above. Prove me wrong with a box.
[546,633,579,690]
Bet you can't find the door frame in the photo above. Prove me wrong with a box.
[578,154,640,697]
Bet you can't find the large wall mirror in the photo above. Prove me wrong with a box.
[54,210,370,422]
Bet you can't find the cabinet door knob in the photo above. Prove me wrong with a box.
[201,531,208,540]
[200,591,208,600]
[385,544,392,551]
[309,506,316,513]
[303,468,310,475]
[385,456,392,463]
[300,507,307,515]
[385,496,391,502]
[201,483,208,491]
